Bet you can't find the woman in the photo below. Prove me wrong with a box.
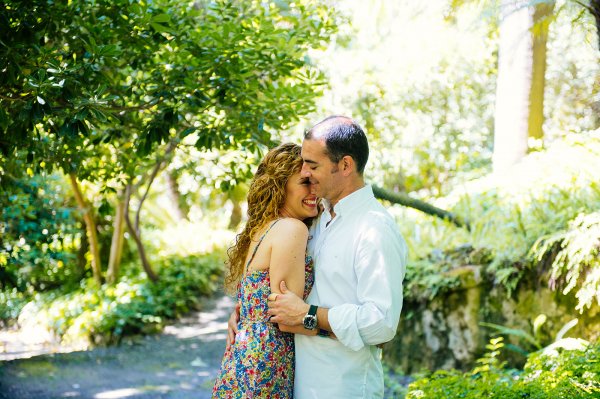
[212,143,319,398]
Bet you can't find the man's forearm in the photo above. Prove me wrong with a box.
[293,303,332,332]
[316,307,331,331]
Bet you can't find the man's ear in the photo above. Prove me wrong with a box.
[341,155,355,176]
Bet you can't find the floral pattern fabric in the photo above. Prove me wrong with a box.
[212,222,314,398]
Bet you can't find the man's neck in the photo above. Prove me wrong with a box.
[327,179,366,219]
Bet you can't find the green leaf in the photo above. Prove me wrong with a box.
[152,13,171,23]
[150,22,171,33]
[0,108,9,131]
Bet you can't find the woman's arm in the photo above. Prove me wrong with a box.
[268,218,307,314]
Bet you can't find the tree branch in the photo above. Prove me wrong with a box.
[372,185,470,231]
[124,182,158,282]
[134,139,177,233]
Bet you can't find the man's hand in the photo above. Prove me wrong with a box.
[267,281,310,326]
[225,301,240,351]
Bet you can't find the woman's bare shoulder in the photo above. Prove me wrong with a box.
[271,218,309,237]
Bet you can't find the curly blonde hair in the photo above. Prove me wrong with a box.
[225,143,304,293]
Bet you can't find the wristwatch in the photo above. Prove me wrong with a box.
[302,305,318,330]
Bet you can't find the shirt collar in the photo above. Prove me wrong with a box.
[322,184,373,218]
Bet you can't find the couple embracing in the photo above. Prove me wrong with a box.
[212,116,407,398]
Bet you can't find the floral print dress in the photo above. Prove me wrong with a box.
[212,220,314,398]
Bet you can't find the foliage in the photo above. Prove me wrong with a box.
[406,338,600,399]
[0,172,83,291]
[404,245,493,300]
[1,0,338,164]
[0,0,339,285]
[530,212,600,312]
[480,315,583,360]
[395,131,600,305]
[544,0,600,138]
[312,1,498,196]
[15,253,222,345]
[311,1,599,197]
[0,289,27,326]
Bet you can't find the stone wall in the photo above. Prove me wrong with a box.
[384,265,600,373]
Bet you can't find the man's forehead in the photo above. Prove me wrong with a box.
[301,140,325,162]
[302,137,326,152]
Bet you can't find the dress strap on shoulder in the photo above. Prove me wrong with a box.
[245,219,281,271]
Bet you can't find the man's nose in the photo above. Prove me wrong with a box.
[301,163,311,177]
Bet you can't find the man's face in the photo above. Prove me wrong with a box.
[300,138,341,203]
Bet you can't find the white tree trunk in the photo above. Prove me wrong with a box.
[493,0,534,173]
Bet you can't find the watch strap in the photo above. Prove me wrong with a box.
[317,328,330,337]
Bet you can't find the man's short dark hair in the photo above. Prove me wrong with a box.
[304,116,369,174]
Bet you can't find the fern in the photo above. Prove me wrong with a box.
[529,212,600,312]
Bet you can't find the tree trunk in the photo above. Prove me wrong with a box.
[68,173,102,285]
[372,185,470,231]
[493,0,553,172]
[591,0,600,51]
[165,171,188,221]
[124,183,158,283]
[589,0,600,129]
[228,200,242,230]
[528,1,554,140]
[106,194,127,284]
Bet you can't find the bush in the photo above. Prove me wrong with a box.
[0,288,28,326]
[16,253,222,346]
[530,212,600,312]
[406,338,600,399]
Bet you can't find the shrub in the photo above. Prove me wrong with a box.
[0,288,28,326]
[16,253,222,346]
[529,212,600,312]
[406,338,600,399]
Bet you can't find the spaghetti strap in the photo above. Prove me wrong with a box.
[244,219,281,273]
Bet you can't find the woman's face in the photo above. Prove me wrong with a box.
[281,172,319,220]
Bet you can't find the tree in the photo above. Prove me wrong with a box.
[492,0,555,173]
[1,0,338,284]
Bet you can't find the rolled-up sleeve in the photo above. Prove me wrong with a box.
[328,218,407,351]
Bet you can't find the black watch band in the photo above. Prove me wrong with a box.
[317,328,330,337]
[302,305,318,330]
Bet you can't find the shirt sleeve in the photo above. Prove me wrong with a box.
[328,216,407,351]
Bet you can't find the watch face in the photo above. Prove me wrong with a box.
[303,314,317,330]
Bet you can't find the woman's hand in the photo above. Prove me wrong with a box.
[225,301,241,351]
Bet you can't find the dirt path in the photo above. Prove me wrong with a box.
[0,294,236,399]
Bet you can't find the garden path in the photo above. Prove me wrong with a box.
[0,294,235,399]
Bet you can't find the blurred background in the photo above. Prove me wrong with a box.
[1,0,599,397]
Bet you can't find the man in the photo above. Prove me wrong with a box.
[267,115,407,398]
